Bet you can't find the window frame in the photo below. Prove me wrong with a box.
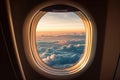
[23,1,97,79]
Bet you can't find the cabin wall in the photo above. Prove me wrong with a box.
[100,0,120,79]
[9,0,107,80]
[0,0,119,80]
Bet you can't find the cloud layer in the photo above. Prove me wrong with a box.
[37,39,85,68]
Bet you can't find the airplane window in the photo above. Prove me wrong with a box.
[23,2,96,79]
[36,12,86,69]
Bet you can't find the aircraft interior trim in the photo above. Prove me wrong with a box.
[0,0,120,80]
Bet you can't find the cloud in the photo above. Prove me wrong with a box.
[37,39,85,68]
[57,43,85,54]
[45,53,80,68]
[57,34,85,38]
[74,44,81,47]
[36,32,86,42]
[40,33,85,39]
[42,54,56,63]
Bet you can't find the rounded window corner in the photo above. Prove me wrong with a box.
[23,1,97,79]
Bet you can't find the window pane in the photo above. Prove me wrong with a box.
[36,12,86,68]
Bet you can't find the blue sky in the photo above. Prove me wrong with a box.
[36,12,85,32]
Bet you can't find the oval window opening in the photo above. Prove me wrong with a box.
[36,12,86,69]
[23,2,96,79]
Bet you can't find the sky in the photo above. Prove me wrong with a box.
[36,12,86,68]
[36,12,85,32]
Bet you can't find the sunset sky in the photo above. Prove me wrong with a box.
[36,12,85,32]
[36,12,86,68]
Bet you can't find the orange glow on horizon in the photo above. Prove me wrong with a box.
[36,12,86,41]
[36,30,85,38]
